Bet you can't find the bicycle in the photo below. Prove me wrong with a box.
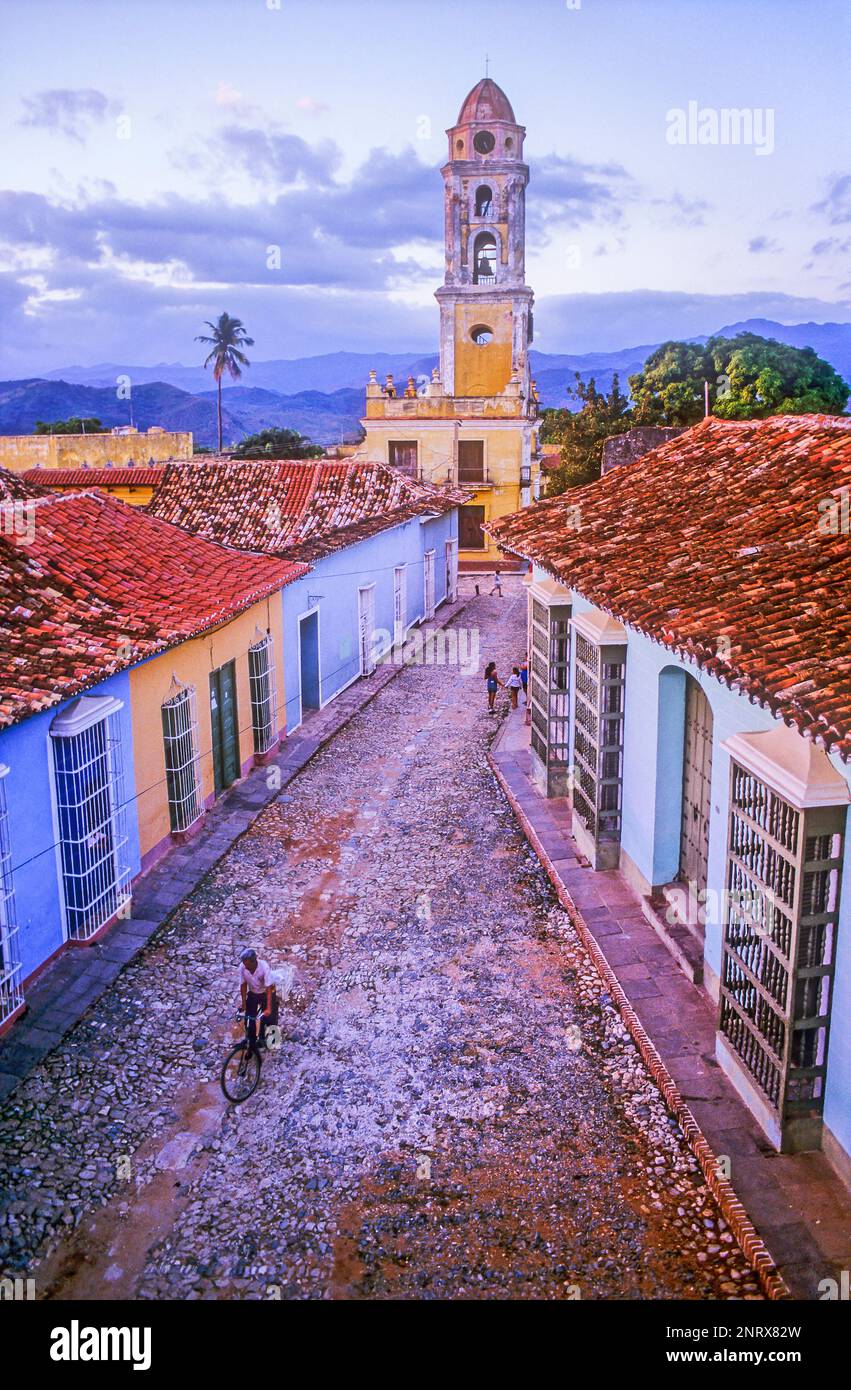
[220,1007,278,1103]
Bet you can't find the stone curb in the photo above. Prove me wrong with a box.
[487,743,791,1302]
[0,596,473,1102]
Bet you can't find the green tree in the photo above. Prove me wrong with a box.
[34,416,105,434]
[627,341,714,426]
[231,427,324,459]
[196,311,254,451]
[629,333,849,425]
[541,373,632,493]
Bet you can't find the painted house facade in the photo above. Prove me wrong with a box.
[147,459,461,732]
[489,416,851,1181]
[0,480,304,1028]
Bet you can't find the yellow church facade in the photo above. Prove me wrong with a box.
[360,78,541,567]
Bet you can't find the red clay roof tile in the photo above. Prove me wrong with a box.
[487,415,851,759]
[0,485,307,729]
[147,459,462,561]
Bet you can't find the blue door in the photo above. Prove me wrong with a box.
[299,611,320,717]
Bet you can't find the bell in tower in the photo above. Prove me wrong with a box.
[436,78,534,402]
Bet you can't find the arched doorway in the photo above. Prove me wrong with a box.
[680,675,713,900]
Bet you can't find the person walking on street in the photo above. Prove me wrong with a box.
[484,661,503,712]
[520,655,529,705]
[489,567,503,597]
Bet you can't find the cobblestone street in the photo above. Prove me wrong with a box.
[0,581,762,1300]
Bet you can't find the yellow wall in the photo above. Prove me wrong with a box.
[361,418,535,562]
[454,301,514,396]
[0,430,192,473]
[129,597,285,862]
[43,481,156,506]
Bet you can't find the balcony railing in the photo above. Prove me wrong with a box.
[474,273,497,286]
[457,465,493,487]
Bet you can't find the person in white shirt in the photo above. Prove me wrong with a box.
[239,949,278,1047]
[506,667,522,709]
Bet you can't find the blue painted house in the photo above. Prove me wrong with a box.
[0,476,304,1030]
[489,416,851,1179]
[148,458,461,731]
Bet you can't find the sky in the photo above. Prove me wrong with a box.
[1,0,849,375]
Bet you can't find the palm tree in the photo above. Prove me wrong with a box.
[196,312,255,452]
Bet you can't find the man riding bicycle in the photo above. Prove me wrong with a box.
[239,948,278,1047]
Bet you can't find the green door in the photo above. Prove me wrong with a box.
[210,660,239,796]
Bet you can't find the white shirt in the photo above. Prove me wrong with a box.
[240,958,274,993]
[507,674,522,689]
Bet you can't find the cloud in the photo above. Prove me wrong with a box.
[18,88,111,143]
[215,123,341,187]
[527,153,634,238]
[811,235,851,257]
[748,236,782,254]
[812,173,851,225]
[297,97,330,115]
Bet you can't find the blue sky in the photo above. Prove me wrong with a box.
[1,0,849,373]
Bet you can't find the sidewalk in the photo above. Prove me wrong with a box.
[490,706,851,1301]
[0,593,471,1103]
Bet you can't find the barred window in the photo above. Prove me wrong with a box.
[719,757,846,1149]
[248,633,278,756]
[0,765,23,1026]
[571,622,626,865]
[50,697,131,941]
[162,681,203,834]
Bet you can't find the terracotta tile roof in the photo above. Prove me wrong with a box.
[0,467,49,501]
[23,466,166,489]
[0,490,307,730]
[487,415,851,759]
[147,459,463,562]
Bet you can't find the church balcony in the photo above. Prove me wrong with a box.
[364,391,534,422]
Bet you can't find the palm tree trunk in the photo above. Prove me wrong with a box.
[217,376,223,452]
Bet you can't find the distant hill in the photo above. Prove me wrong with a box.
[9,319,848,445]
[0,379,245,449]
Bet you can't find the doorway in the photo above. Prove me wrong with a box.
[299,610,321,720]
[209,660,240,797]
[680,676,713,905]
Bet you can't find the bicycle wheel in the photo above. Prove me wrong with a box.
[220,1042,261,1103]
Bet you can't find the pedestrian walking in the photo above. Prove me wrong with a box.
[520,654,529,704]
[489,567,503,597]
[484,661,503,712]
[506,667,522,709]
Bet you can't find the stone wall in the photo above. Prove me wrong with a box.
[0,428,193,473]
[601,426,686,475]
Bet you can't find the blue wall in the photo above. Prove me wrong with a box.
[0,671,141,985]
[282,511,457,732]
[534,568,851,1163]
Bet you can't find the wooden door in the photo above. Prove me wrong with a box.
[210,660,239,796]
[680,677,713,898]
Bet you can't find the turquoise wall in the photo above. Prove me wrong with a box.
[282,512,458,732]
[0,670,141,985]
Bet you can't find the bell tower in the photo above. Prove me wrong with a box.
[436,78,534,403]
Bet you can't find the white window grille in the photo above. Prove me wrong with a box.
[50,697,131,942]
[0,765,23,1026]
[248,632,278,756]
[161,679,203,833]
[393,565,407,644]
[424,549,436,621]
[718,751,847,1151]
[528,590,572,797]
[570,613,627,870]
[359,585,376,676]
[445,538,458,602]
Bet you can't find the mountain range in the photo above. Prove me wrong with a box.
[4,319,849,448]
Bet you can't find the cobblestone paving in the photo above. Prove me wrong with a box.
[0,581,762,1299]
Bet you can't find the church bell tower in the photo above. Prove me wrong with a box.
[436,78,534,403]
